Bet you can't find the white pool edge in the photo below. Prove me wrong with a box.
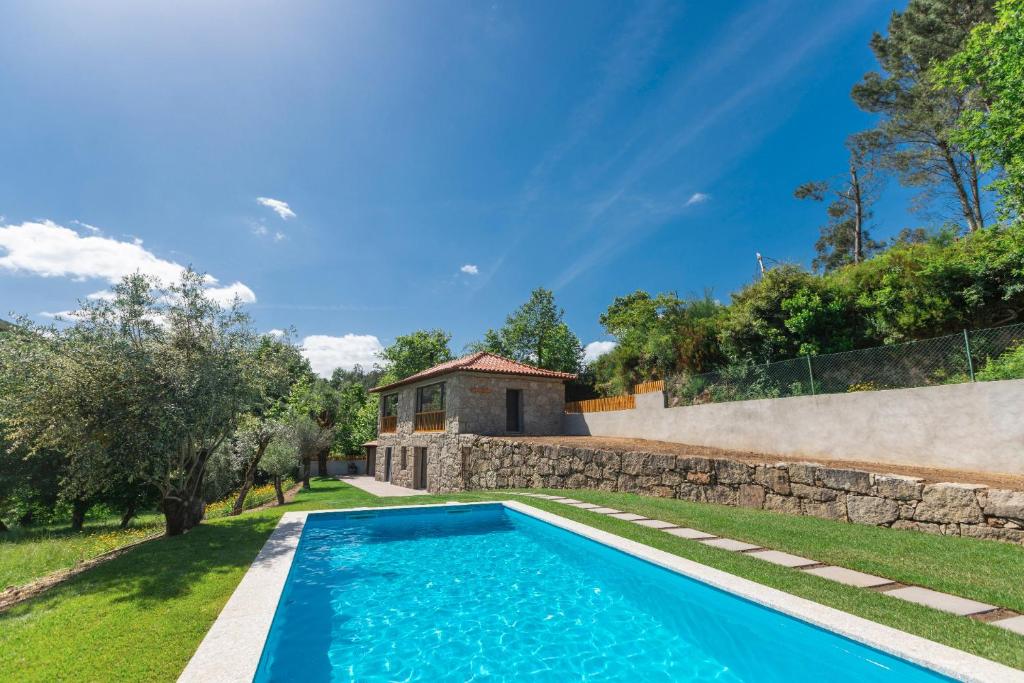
[178,501,1024,683]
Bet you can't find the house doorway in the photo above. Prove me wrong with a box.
[414,447,428,490]
[506,389,522,432]
[366,446,376,476]
[383,447,392,482]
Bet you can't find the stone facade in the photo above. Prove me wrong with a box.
[451,435,1024,545]
[373,371,566,489]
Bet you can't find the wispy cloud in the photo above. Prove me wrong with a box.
[460,264,479,275]
[256,196,296,220]
[685,192,710,207]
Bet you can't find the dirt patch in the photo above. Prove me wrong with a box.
[503,435,1024,491]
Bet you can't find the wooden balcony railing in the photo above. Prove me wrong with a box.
[414,410,446,432]
[379,415,397,433]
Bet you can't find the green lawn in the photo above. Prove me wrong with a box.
[0,513,164,590]
[0,480,1021,681]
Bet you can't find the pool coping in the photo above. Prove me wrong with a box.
[177,501,1024,683]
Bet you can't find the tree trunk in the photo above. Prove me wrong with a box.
[850,162,863,264]
[231,438,271,516]
[162,494,206,536]
[317,449,329,479]
[18,510,34,526]
[274,476,285,505]
[70,498,89,532]
[941,142,981,232]
[302,455,312,489]
[968,152,984,230]
[162,446,211,536]
[120,501,137,529]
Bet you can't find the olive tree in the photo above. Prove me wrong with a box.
[0,270,260,536]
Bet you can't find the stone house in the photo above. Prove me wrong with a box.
[366,352,575,492]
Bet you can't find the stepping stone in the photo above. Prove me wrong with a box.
[664,527,717,540]
[567,502,601,509]
[701,538,761,552]
[533,494,562,499]
[591,507,622,514]
[551,498,581,504]
[747,550,818,568]
[992,615,1024,636]
[608,512,647,521]
[633,519,678,529]
[883,586,996,616]
[803,565,894,588]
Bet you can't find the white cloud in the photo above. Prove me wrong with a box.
[256,197,296,220]
[685,192,710,207]
[301,334,383,378]
[0,220,186,283]
[583,340,617,363]
[267,329,286,338]
[273,231,286,242]
[0,219,257,305]
[251,223,269,237]
[460,264,479,275]
[205,282,257,306]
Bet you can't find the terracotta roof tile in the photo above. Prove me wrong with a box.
[370,352,576,392]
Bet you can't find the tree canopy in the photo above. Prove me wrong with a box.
[471,288,583,374]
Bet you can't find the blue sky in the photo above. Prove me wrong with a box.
[0,0,915,376]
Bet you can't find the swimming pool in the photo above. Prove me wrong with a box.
[252,503,958,682]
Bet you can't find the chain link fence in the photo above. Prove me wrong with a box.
[667,322,1024,407]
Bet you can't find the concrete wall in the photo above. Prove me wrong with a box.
[564,379,1024,475]
[309,459,366,477]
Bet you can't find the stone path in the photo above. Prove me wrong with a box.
[511,492,1023,635]
[336,475,429,497]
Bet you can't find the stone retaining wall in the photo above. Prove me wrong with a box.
[455,436,1024,544]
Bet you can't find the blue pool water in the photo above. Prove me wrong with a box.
[255,504,952,682]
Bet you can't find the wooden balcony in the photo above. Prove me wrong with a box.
[414,410,446,432]
[379,415,397,433]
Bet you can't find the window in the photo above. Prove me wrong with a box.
[400,447,407,470]
[416,382,445,413]
[382,394,398,417]
[506,389,522,432]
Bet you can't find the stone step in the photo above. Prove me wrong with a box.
[590,507,622,514]
[633,519,678,529]
[608,512,647,521]
[663,527,717,540]
[747,550,818,568]
[883,586,997,616]
[992,615,1024,636]
[802,565,894,588]
[700,538,761,552]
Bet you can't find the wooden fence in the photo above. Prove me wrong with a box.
[633,379,665,395]
[565,379,664,414]
[564,394,636,414]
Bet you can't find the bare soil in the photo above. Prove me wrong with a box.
[502,435,1024,491]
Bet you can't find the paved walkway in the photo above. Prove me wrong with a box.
[512,492,1024,635]
[337,475,428,497]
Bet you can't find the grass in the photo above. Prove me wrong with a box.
[0,513,164,590]
[0,480,1022,681]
